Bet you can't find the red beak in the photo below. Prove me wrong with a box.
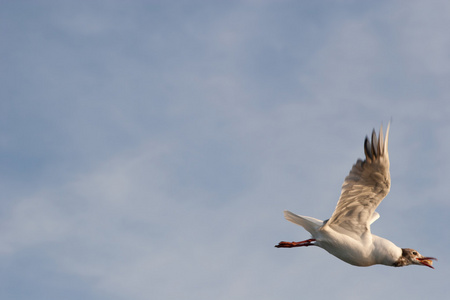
[417,257,437,269]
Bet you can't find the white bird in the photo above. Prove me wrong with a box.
[276,124,436,269]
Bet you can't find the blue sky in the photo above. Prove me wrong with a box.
[1,1,449,299]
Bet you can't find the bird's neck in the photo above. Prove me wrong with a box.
[371,235,402,266]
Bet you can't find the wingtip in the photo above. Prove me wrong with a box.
[378,124,384,155]
[364,136,372,161]
[371,129,378,158]
[364,123,390,161]
[385,121,390,153]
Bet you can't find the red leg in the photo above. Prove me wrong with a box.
[275,239,316,248]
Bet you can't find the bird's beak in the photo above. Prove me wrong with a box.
[417,257,437,269]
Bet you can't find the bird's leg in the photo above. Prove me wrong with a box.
[275,239,316,248]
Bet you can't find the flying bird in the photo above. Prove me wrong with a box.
[275,124,436,269]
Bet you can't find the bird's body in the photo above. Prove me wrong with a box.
[276,124,436,269]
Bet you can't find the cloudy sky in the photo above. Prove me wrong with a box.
[1,1,449,299]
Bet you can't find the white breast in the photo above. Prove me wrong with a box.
[316,227,401,267]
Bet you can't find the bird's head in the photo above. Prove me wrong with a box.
[394,248,437,269]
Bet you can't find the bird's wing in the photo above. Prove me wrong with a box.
[325,124,391,238]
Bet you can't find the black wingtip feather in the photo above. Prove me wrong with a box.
[364,136,372,161]
[371,129,377,158]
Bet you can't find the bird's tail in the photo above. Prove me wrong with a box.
[284,210,323,236]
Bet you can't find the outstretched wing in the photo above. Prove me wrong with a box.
[326,124,391,237]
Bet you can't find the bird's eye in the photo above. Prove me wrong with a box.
[412,251,417,255]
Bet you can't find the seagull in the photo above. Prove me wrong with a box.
[275,124,436,269]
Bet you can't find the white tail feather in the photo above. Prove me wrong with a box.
[283,210,323,236]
